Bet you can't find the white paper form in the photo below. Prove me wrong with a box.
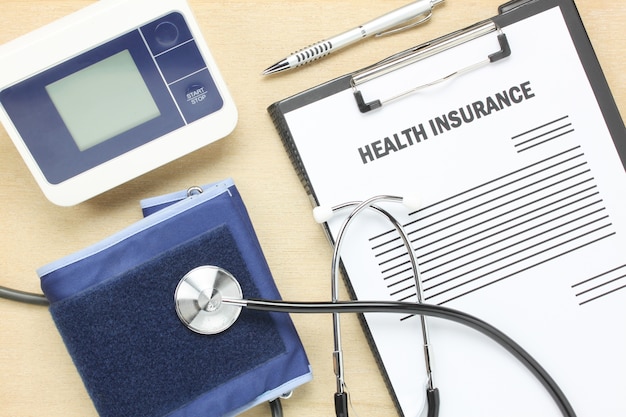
[284,6,626,417]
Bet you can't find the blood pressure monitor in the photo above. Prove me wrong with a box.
[0,0,237,206]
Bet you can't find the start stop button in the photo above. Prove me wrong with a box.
[186,84,208,105]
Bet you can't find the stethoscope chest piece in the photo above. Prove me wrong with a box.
[175,265,243,334]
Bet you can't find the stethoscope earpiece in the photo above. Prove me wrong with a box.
[312,205,334,223]
[401,193,421,211]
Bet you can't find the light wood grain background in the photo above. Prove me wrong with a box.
[0,1,623,416]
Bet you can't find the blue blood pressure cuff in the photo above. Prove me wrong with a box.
[38,179,312,417]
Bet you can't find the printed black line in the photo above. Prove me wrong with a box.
[416,190,600,266]
[433,233,616,305]
[387,275,414,289]
[514,123,573,147]
[379,190,600,280]
[575,273,626,297]
[518,129,575,153]
[423,223,612,297]
[399,231,617,319]
[383,266,413,282]
[424,225,615,299]
[380,251,411,270]
[579,284,626,305]
[424,215,609,284]
[375,179,596,266]
[405,169,592,252]
[373,157,589,252]
[511,115,569,139]
[390,284,416,297]
[370,146,582,243]
[364,139,621,308]
[421,209,608,278]
[398,293,416,302]
[571,264,626,288]
[381,261,415,277]
[403,158,587,235]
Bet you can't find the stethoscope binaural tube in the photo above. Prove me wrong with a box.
[314,195,438,417]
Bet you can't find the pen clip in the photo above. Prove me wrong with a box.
[376,11,433,37]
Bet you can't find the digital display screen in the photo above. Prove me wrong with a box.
[45,50,161,151]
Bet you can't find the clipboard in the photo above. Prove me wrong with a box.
[268,1,626,416]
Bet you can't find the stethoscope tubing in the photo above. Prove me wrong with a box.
[328,196,435,393]
[224,297,577,417]
[0,285,49,306]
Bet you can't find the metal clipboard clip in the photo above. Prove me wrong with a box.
[351,19,512,113]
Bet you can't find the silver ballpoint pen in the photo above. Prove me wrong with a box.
[263,0,444,75]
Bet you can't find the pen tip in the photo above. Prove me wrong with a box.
[262,60,291,76]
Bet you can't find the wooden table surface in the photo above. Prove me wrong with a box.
[0,1,624,416]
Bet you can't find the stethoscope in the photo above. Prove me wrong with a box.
[0,193,578,417]
[173,195,579,417]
